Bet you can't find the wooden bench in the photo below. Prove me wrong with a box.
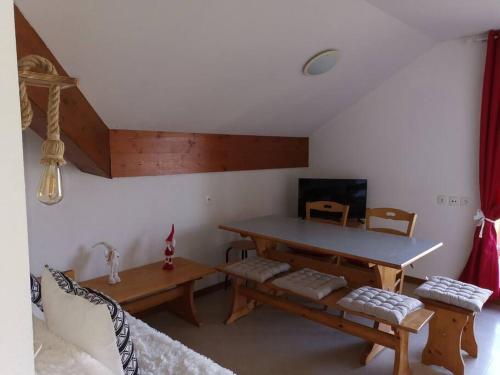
[220,266,434,375]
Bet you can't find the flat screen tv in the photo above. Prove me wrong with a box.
[298,178,367,221]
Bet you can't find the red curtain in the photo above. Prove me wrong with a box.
[460,30,500,299]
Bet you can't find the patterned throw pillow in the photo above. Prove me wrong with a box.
[45,266,140,375]
[74,287,139,374]
[30,274,43,311]
[45,267,78,293]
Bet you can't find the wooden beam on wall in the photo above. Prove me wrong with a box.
[110,130,309,177]
[14,5,309,179]
[14,6,111,178]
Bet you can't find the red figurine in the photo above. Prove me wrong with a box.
[163,224,175,270]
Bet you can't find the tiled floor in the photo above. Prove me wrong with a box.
[142,288,500,375]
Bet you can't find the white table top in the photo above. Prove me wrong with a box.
[220,215,442,269]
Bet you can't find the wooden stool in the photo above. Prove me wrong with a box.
[415,276,492,375]
[420,299,477,375]
[224,240,256,289]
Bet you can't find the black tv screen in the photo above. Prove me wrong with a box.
[298,178,367,220]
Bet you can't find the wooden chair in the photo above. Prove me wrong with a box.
[363,207,417,293]
[293,201,350,265]
[366,207,417,238]
[306,201,350,227]
[224,239,256,289]
[286,201,350,271]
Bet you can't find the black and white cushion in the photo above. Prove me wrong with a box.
[74,287,139,374]
[30,273,43,311]
[46,266,78,293]
[45,266,139,375]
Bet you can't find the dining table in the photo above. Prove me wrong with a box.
[219,214,443,364]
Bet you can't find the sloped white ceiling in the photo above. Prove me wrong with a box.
[14,1,497,136]
[367,0,500,41]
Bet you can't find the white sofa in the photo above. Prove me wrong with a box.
[33,313,235,375]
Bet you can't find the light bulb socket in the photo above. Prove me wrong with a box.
[40,139,66,166]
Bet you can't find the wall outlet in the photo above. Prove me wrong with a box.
[460,196,470,206]
[437,195,446,205]
[448,196,459,206]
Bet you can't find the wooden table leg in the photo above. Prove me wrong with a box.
[375,265,402,292]
[165,281,201,327]
[361,321,393,365]
[252,237,277,256]
[361,265,401,365]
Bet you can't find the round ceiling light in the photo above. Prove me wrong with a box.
[303,50,339,76]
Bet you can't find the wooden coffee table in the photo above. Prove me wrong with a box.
[80,257,215,326]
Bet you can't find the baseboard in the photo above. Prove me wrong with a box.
[404,275,426,285]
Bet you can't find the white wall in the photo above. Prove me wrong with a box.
[24,131,304,285]
[0,2,35,374]
[22,36,484,288]
[310,39,485,279]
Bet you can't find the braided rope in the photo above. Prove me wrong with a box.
[19,81,32,130]
[18,55,65,165]
[18,55,58,75]
[46,84,61,141]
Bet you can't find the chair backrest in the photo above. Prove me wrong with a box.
[365,207,417,237]
[306,201,350,227]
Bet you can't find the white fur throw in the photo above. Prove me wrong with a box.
[34,313,235,375]
[127,314,235,375]
[33,316,114,375]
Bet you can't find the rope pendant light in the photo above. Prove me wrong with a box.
[18,55,77,205]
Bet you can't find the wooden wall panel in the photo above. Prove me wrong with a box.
[14,6,111,177]
[110,130,308,177]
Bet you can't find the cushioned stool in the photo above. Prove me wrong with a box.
[272,268,347,300]
[224,257,291,283]
[414,276,493,375]
[337,286,423,324]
